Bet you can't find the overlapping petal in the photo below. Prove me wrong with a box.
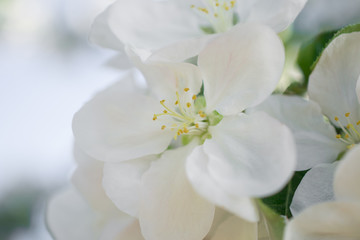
[138,145,215,240]
[199,24,284,115]
[73,80,174,162]
[102,155,157,217]
[209,216,257,240]
[237,0,308,32]
[187,112,295,220]
[252,95,345,170]
[290,163,337,216]
[309,32,360,125]
[334,144,360,201]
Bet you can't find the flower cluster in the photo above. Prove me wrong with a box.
[47,0,360,239]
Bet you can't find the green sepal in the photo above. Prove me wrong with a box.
[194,95,206,111]
[208,110,223,126]
[200,25,215,34]
[257,200,286,240]
[181,135,195,146]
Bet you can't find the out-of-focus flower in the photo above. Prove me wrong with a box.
[284,144,360,240]
[73,24,296,240]
[46,148,143,240]
[90,0,307,64]
[294,0,360,36]
[253,31,360,215]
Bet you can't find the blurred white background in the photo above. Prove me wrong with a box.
[0,0,120,239]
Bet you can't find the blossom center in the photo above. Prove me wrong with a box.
[153,88,209,140]
[191,0,237,33]
[334,112,360,149]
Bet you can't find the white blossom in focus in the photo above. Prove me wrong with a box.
[73,24,296,240]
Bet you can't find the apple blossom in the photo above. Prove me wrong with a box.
[73,24,296,239]
[90,0,307,63]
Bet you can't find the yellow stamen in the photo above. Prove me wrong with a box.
[334,116,339,121]
[183,127,189,133]
[357,121,360,125]
[195,123,199,128]
[336,134,341,139]
[153,115,157,121]
[230,1,235,8]
[215,3,219,6]
[160,100,165,104]
[184,88,190,92]
[345,112,350,117]
[192,95,197,100]
[163,110,168,113]
[175,100,179,105]
[214,13,218,17]
[161,125,166,130]
[345,134,350,139]
[198,7,209,14]
[186,102,191,108]
[347,124,351,129]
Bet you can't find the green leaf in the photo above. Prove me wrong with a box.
[296,30,336,88]
[311,23,360,71]
[257,200,286,240]
[261,170,308,218]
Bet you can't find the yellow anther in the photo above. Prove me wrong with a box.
[160,100,165,104]
[334,116,339,121]
[192,95,197,100]
[224,4,229,10]
[184,88,190,92]
[336,134,341,139]
[214,13,218,17]
[191,4,195,8]
[345,112,350,117]
[186,102,191,108]
[357,121,360,125]
[183,127,189,133]
[161,125,166,130]
[153,115,157,121]
[195,123,199,128]
[163,110,168,114]
[198,7,209,14]
[215,3,219,6]
[345,134,350,139]
[347,124,351,129]
[175,100,179,105]
[230,1,235,8]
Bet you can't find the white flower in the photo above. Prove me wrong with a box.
[253,31,360,215]
[284,144,360,240]
[90,0,307,63]
[47,148,143,240]
[73,25,296,240]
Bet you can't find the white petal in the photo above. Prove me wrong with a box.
[205,112,296,198]
[251,95,345,170]
[89,5,124,51]
[309,32,360,124]
[284,201,360,240]
[204,208,231,239]
[209,216,257,240]
[139,145,215,240]
[103,221,145,240]
[199,24,284,115]
[102,155,157,217]
[72,147,118,214]
[356,75,360,104]
[186,145,259,222]
[47,187,134,240]
[334,144,360,202]
[105,0,204,51]
[290,163,337,216]
[73,80,174,162]
[238,0,307,32]
[128,49,203,102]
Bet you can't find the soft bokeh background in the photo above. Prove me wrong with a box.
[1,0,360,239]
